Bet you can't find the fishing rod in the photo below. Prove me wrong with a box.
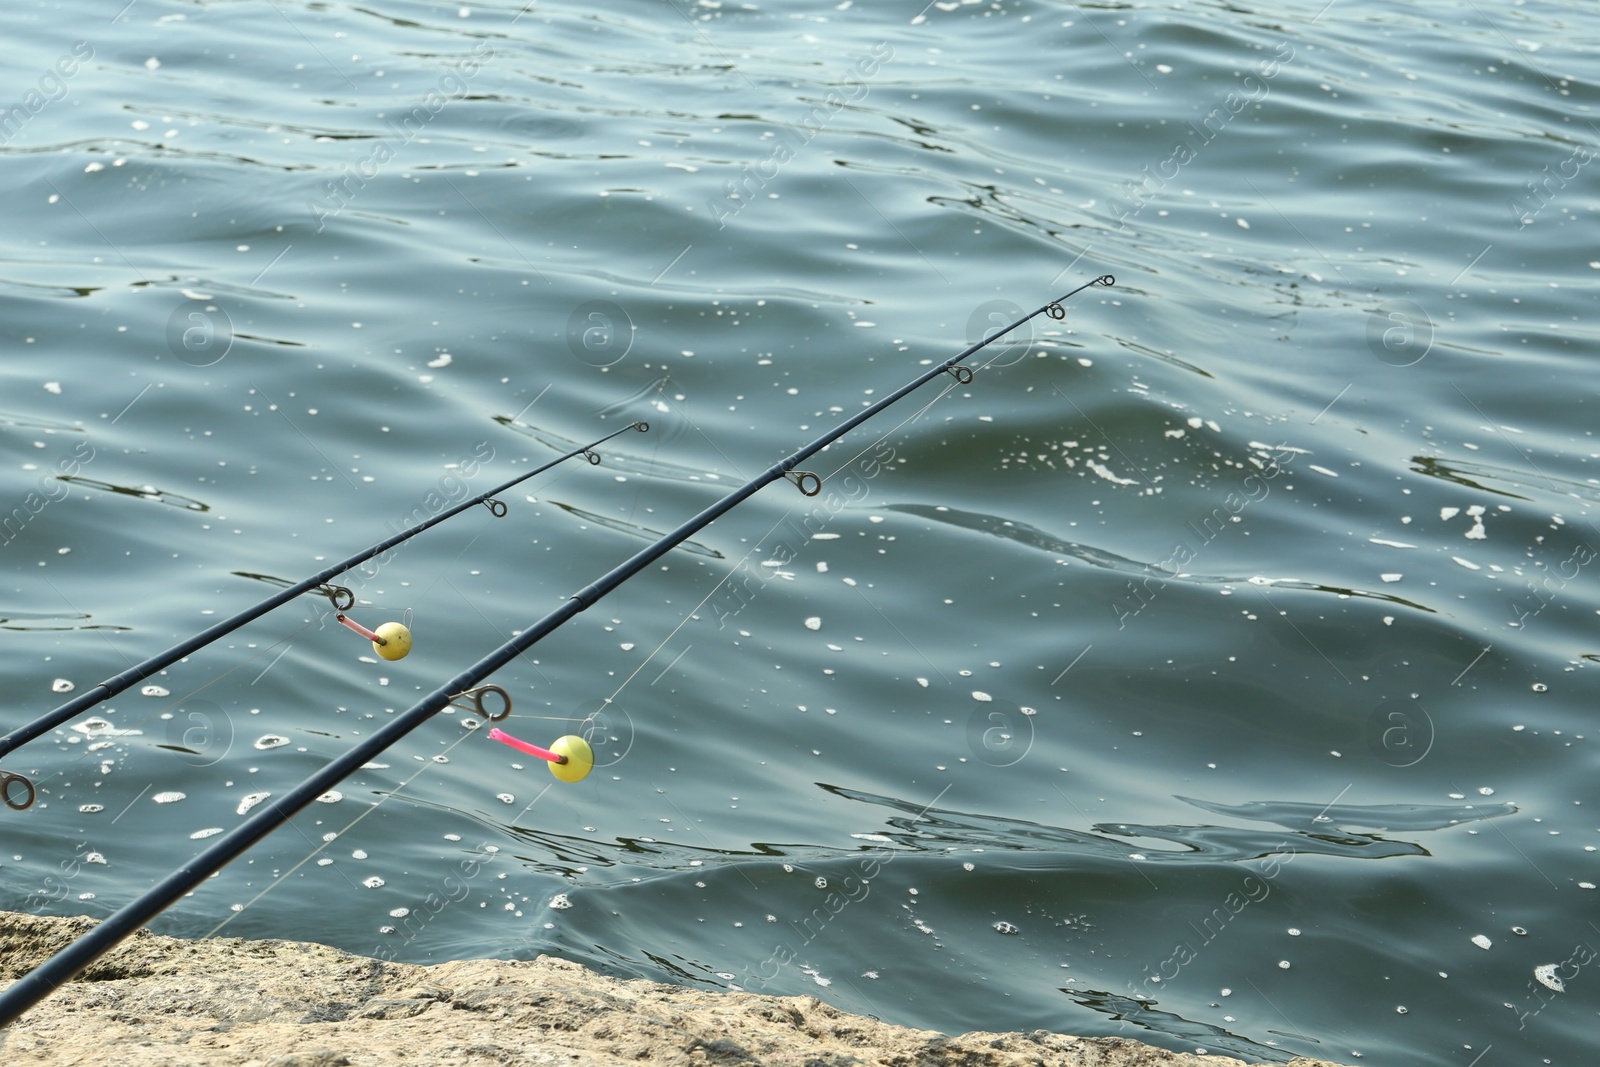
[0,275,1113,1027]
[0,421,649,812]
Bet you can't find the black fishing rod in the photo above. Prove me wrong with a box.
[0,422,649,812]
[0,276,1112,1027]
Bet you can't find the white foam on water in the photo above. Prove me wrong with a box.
[236,791,270,815]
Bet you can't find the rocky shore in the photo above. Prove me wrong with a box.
[0,911,1349,1067]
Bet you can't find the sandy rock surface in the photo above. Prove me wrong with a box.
[0,911,1349,1067]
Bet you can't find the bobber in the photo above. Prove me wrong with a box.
[488,727,594,783]
[336,613,412,661]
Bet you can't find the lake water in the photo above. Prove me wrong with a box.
[3,1,1598,1062]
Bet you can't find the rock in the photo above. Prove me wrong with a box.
[266,1053,350,1067]
[0,911,1351,1067]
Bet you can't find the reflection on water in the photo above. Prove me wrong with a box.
[1061,987,1299,1064]
[888,503,1433,612]
[1409,455,1599,504]
[549,501,723,559]
[433,779,1519,888]
[824,784,1510,866]
[1175,794,1517,833]
[57,476,209,512]
[0,610,128,633]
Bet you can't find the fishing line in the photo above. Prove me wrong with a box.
[653,391,751,483]
[819,373,962,482]
[594,349,990,711]
[203,717,492,939]
[0,276,1113,1027]
[9,615,323,808]
[0,422,649,808]
[563,349,1019,898]
[592,512,795,714]
[818,316,1058,483]
[465,516,789,778]
[209,695,568,941]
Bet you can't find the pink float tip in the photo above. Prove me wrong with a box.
[488,728,566,765]
[336,613,384,644]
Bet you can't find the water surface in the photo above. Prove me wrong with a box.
[3,1,1598,1063]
